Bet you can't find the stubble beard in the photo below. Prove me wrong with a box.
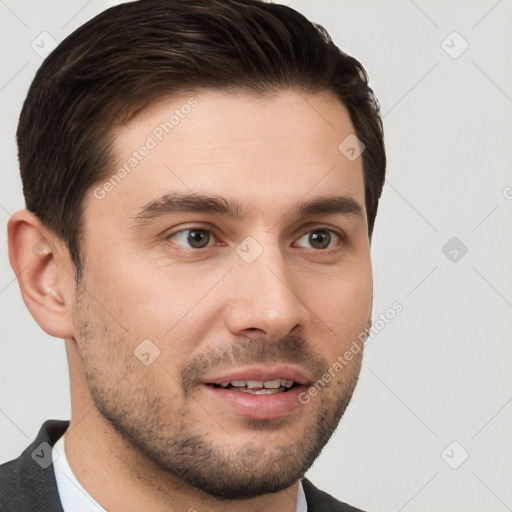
[74,282,364,501]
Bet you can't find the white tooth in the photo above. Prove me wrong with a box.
[285,380,294,388]
[247,380,264,389]
[230,381,247,387]
[263,379,282,389]
[220,382,229,388]
[280,379,287,387]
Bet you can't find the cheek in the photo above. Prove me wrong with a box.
[86,257,181,333]
[304,265,372,351]
[309,261,372,313]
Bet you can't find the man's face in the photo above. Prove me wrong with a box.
[74,89,372,499]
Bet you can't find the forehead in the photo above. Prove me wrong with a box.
[85,88,365,226]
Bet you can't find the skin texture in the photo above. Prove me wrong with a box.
[8,89,373,512]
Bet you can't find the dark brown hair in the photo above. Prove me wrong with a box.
[17,0,386,281]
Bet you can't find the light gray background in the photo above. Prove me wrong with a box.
[1,1,511,511]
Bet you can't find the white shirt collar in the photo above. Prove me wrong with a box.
[296,479,308,511]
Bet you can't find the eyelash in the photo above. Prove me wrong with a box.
[165,226,345,251]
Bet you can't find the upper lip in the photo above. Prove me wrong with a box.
[202,365,312,386]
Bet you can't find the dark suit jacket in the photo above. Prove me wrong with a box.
[0,420,366,511]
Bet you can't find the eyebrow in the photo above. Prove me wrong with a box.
[131,192,364,225]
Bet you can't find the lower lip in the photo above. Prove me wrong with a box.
[201,384,307,419]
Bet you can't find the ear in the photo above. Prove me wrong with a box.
[8,209,75,339]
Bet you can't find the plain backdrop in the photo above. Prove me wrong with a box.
[1,1,511,511]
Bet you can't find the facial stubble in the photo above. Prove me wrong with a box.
[73,279,365,501]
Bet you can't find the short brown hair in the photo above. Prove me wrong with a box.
[17,0,386,281]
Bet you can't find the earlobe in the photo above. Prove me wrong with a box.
[7,209,75,339]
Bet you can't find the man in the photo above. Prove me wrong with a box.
[1,0,385,510]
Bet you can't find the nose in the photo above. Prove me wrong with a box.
[223,243,310,341]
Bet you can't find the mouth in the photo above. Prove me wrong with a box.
[200,366,312,419]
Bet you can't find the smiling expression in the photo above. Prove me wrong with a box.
[72,88,373,499]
